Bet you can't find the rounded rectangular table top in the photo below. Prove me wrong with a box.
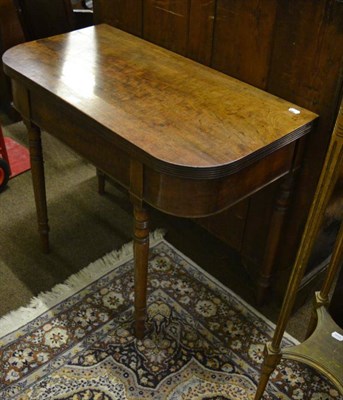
[3,24,318,178]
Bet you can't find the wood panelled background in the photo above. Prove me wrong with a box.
[93,0,343,300]
[212,0,277,89]
[93,0,143,36]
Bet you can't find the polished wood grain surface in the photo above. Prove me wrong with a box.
[3,24,316,179]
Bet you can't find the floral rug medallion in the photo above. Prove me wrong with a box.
[0,238,341,399]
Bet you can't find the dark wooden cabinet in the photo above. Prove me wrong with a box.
[16,0,76,40]
[0,0,25,115]
[15,0,93,40]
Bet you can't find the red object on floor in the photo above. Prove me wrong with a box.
[0,127,10,164]
[4,137,31,178]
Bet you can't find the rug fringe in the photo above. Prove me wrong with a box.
[0,229,165,338]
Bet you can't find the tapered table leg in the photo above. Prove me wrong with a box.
[24,119,50,253]
[256,174,294,305]
[133,205,150,339]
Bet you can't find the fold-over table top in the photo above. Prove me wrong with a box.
[3,24,318,179]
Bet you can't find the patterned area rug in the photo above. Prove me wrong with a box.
[0,235,341,399]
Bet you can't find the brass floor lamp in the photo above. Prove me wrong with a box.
[254,99,343,399]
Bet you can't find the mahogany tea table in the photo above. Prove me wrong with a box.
[3,24,317,338]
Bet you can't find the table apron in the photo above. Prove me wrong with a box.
[15,83,296,218]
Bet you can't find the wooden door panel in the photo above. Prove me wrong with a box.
[93,0,143,36]
[188,0,216,65]
[211,0,277,89]
[266,0,343,272]
[267,0,343,113]
[143,0,190,55]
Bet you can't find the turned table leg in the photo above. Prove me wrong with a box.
[24,119,50,253]
[256,174,294,305]
[130,159,149,339]
[133,205,150,339]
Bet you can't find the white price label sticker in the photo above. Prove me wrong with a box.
[288,107,301,115]
[331,331,343,341]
